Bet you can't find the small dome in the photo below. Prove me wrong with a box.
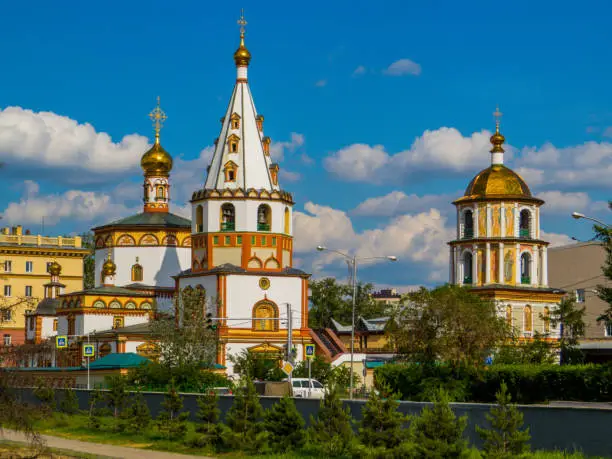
[48,261,62,276]
[103,257,116,276]
[141,142,173,176]
[461,165,532,200]
[234,44,251,67]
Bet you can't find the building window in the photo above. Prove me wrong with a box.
[543,306,550,334]
[3,335,11,346]
[53,319,58,331]
[196,205,204,233]
[25,286,32,297]
[25,261,33,273]
[520,253,531,284]
[221,203,236,231]
[156,186,165,200]
[224,235,231,245]
[4,285,11,297]
[575,289,586,303]
[251,236,256,245]
[223,161,238,182]
[131,264,143,282]
[284,207,290,234]
[463,210,474,239]
[1,309,12,321]
[261,236,267,246]
[4,261,11,273]
[463,252,473,284]
[46,262,53,273]
[230,113,241,130]
[113,316,125,329]
[67,316,75,336]
[213,236,219,245]
[257,204,271,231]
[228,135,240,154]
[519,210,531,238]
[605,322,612,337]
[524,305,533,333]
[272,237,277,247]
[252,301,278,331]
[237,235,242,245]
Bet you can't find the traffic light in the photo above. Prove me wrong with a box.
[206,312,217,331]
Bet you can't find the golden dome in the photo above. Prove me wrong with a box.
[141,141,173,176]
[48,261,62,276]
[234,36,251,67]
[458,165,533,202]
[102,257,116,277]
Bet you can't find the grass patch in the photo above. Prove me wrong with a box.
[0,439,115,459]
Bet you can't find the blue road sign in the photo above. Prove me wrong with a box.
[305,344,315,359]
[83,344,95,357]
[56,336,67,348]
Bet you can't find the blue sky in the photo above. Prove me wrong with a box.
[0,0,610,289]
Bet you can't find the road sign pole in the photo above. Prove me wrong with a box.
[308,358,312,398]
[87,333,90,390]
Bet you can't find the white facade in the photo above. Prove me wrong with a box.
[95,246,191,288]
[56,312,149,337]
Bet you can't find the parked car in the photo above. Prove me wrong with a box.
[209,387,232,395]
[284,378,325,399]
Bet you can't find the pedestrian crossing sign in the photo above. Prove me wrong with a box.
[56,336,67,349]
[305,344,315,359]
[83,344,95,357]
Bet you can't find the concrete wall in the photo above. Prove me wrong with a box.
[14,388,612,456]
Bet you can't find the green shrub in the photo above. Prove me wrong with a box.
[119,393,151,433]
[309,383,354,457]
[59,389,79,414]
[359,385,408,449]
[224,378,266,452]
[264,396,306,452]
[156,379,189,440]
[33,378,55,411]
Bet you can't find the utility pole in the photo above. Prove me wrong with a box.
[350,256,357,400]
[286,303,293,384]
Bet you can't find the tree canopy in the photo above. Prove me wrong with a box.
[596,201,612,323]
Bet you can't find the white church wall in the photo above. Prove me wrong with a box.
[41,317,56,340]
[82,314,113,335]
[95,246,191,288]
[125,340,146,354]
[57,316,68,336]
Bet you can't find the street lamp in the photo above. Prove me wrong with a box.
[316,245,397,399]
[571,212,610,228]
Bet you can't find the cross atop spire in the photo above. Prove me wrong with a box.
[149,96,167,145]
[493,105,503,134]
[237,8,247,37]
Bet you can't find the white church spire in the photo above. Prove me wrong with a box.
[204,10,279,192]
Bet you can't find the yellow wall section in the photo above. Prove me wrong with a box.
[212,247,242,266]
[505,207,514,236]
[491,204,501,237]
[490,246,498,283]
[282,249,291,268]
[478,248,485,285]
[478,204,487,236]
[504,247,516,285]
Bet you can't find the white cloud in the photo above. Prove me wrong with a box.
[315,80,327,87]
[269,133,305,162]
[540,230,574,248]
[324,128,496,184]
[352,190,457,217]
[280,169,301,182]
[383,58,421,76]
[536,191,592,215]
[603,127,612,137]
[352,65,367,77]
[0,106,149,176]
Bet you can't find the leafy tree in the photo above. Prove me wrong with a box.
[393,285,510,366]
[151,287,218,372]
[119,393,151,433]
[549,296,586,364]
[410,389,469,458]
[329,364,361,393]
[309,383,354,457]
[359,385,408,449]
[80,231,95,289]
[293,355,333,384]
[33,378,55,411]
[156,379,189,440]
[263,396,306,452]
[104,375,128,418]
[595,202,612,322]
[59,389,80,414]
[476,382,531,458]
[308,278,385,329]
[494,332,556,365]
[128,360,230,392]
[229,349,285,381]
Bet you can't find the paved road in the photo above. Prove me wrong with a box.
[1,430,212,459]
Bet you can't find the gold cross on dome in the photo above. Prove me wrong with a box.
[493,105,503,131]
[149,96,167,143]
[237,9,247,35]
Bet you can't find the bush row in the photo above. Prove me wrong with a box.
[375,363,612,403]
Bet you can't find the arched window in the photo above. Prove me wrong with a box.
[506,305,513,326]
[252,301,278,331]
[524,305,532,333]
[519,210,531,238]
[99,343,112,358]
[221,203,235,231]
[131,263,143,282]
[520,252,531,284]
[156,186,165,200]
[196,205,204,233]
[257,204,271,231]
[543,306,550,334]
[463,252,473,284]
[463,210,474,239]
[284,207,290,234]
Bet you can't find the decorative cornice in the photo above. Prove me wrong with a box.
[191,187,294,205]
[448,238,550,246]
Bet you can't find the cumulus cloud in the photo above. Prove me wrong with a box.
[324,128,496,184]
[540,230,574,248]
[537,191,592,215]
[0,106,148,177]
[352,65,367,77]
[352,190,457,218]
[280,169,301,182]
[269,132,305,162]
[383,58,421,76]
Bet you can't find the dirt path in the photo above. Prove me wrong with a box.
[1,430,213,459]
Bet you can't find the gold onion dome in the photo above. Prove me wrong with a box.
[103,257,116,276]
[462,165,532,200]
[234,35,251,66]
[48,261,62,276]
[141,142,173,176]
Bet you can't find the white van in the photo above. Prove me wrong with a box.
[285,378,325,399]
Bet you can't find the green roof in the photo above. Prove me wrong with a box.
[92,212,190,230]
[365,361,386,369]
[89,353,151,370]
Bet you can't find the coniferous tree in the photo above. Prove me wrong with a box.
[104,375,128,418]
[192,391,225,449]
[120,393,151,433]
[309,383,354,457]
[87,389,105,430]
[59,389,80,414]
[33,378,55,412]
[359,385,408,450]
[410,389,469,458]
[263,396,306,452]
[156,379,189,440]
[476,382,531,458]
[224,378,267,452]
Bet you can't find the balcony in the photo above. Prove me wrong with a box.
[519,228,530,238]
[221,222,235,232]
[463,276,473,285]
[521,276,531,285]
[257,223,270,232]
[463,228,474,239]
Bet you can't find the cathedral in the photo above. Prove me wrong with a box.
[448,109,564,339]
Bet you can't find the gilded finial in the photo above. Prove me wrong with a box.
[103,252,116,276]
[490,105,505,154]
[148,96,167,145]
[234,9,251,67]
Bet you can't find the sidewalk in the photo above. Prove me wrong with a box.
[1,430,212,459]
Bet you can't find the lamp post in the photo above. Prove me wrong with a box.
[571,212,610,229]
[316,246,397,399]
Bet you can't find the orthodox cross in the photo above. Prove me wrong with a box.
[237,9,247,36]
[149,96,167,143]
[493,106,503,132]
